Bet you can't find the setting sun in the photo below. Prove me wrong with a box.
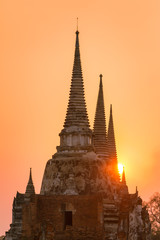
[118,163,124,175]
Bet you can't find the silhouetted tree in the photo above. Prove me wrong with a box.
[145,192,160,239]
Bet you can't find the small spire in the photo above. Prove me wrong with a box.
[122,166,126,184]
[29,168,32,183]
[120,167,128,195]
[93,74,108,155]
[25,168,35,196]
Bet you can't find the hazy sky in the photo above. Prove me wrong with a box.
[1,0,160,235]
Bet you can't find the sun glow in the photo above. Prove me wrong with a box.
[118,163,124,175]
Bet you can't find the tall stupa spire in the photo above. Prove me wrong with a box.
[107,105,117,164]
[57,30,93,154]
[63,30,90,128]
[93,74,108,156]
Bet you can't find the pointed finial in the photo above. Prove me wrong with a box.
[99,74,103,88]
[110,104,112,114]
[76,17,79,35]
[77,17,78,31]
[99,74,103,80]
[29,168,32,181]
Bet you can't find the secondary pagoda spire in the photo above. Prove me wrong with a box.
[93,74,107,155]
[64,31,90,128]
[107,105,117,164]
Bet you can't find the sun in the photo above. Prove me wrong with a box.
[118,163,124,175]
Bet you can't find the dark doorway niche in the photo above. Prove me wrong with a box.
[64,211,72,229]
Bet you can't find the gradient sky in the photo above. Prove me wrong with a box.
[1,0,160,235]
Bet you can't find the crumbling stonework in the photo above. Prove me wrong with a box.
[40,152,117,197]
[4,30,151,240]
[5,192,24,240]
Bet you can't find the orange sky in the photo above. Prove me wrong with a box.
[1,0,160,235]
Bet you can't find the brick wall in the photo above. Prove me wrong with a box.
[21,195,104,240]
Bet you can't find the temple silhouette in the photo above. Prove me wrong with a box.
[5,30,151,240]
